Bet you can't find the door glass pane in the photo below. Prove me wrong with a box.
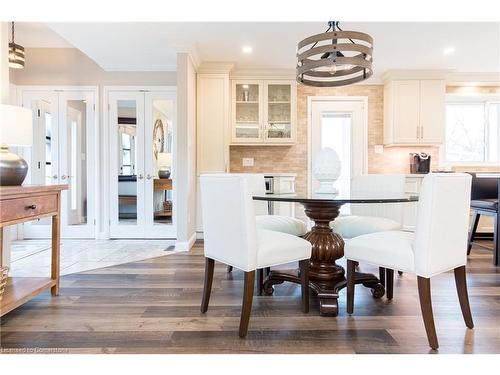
[152,99,174,225]
[235,83,259,139]
[66,100,88,225]
[321,112,352,199]
[31,100,53,225]
[117,100,138,224]
[267,84,292,140]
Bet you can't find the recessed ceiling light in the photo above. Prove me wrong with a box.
[242,45,253,54]
[443,47,455,55]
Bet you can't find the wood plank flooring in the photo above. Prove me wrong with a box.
[1,240,499,354]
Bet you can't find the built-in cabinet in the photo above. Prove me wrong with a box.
[231,79,297,145]
[196,72,231,233]
[384,79,445,145]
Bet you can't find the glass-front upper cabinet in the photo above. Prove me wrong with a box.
[231,79,296,144]
[232,80,262,143]
[265,82,295,143]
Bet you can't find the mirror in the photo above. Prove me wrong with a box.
[117,100,138,223]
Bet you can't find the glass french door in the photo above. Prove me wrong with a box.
[310,99,367,198]
[108,89,176,238]
[21,89,97,238]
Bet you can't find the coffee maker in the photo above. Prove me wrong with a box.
[410,153,431,174]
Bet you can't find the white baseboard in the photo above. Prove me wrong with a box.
[196,231,204,240]
[175,232,197,251]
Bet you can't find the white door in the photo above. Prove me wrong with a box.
[21,89,97,238]
[310,99,367,198]
[144,91,176,238]
[58,91,97,238]
[108,89,176,238]
[109,91,146,238]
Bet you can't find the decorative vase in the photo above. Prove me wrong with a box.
[313,147,341,194]
[158,169,171,179]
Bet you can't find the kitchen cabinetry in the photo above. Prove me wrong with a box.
[231,80,296,145]
[402,175,424,231]
[384,79,445,145]
[196,72,231,233]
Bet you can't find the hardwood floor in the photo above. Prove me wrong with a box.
[1,240,499,354]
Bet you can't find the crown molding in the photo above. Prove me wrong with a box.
[197,62,235,74]
[446,72,500,86]
[230,68,296,80]
[382,69,452,82]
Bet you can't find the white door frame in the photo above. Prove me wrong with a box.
[307,96,368,195]
[19,86,99,239]
[104,86,177,239]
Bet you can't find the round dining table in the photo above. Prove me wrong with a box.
[253,192,418,316]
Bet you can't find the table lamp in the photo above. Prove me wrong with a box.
[157,152,172,179]
[0,104,33,186]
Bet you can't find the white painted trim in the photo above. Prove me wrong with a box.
[382,70,452,82]
[198,62,235,74]
[175,232,197,251]
[307,96,369,196]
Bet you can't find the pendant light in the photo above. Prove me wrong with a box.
[296,21,373,87]
[9,22,25,69]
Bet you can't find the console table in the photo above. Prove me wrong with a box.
[0,184,67,316]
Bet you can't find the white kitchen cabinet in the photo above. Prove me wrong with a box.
[384,79,445,145]
[402,175,424,231]
[231,79,296,145]
[196,72,230,233]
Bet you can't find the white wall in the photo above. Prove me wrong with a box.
[175,52,197,250]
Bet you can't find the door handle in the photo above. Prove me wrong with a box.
[420,126,424,139]
[146,174,152,180]
[61,175,67,180]
[138,174,144,180]
[52,174,58,179]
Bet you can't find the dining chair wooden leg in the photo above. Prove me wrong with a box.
[226,265,233,273]
[239,270,255,338]
[201,258,215,313]
[454,266,474,329]
[379,267,386,286]
[257,268,264,295]
[299,259,309,313]
[467,211,480,255]
[417,276,439,350]
[346,259,356,314]
[386,269,394,300]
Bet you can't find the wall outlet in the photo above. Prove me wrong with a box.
[374,145,384,154]
[242,158,254,167]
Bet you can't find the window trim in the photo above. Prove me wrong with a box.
[442,93,500,166]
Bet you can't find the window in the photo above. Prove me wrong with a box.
[445,98,500,163]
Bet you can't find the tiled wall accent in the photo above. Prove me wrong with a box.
[230,84,440,195]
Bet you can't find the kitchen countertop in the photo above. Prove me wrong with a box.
[263,173,297,177]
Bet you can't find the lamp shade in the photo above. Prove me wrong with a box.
[157,152,172,168]
[0,105,33,147]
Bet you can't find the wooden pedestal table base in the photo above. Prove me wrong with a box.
[262,201,385,316]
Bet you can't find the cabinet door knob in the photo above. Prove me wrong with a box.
[138,174,144,180]
[26,204,37,210]
[146,174,152,180]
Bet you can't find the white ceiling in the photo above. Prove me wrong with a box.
[14,22,500,77]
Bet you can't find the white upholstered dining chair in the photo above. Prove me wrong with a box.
[331,174,406,295]
[200,174,312,337]
[226,174,307,292]
[345,173,474,350]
